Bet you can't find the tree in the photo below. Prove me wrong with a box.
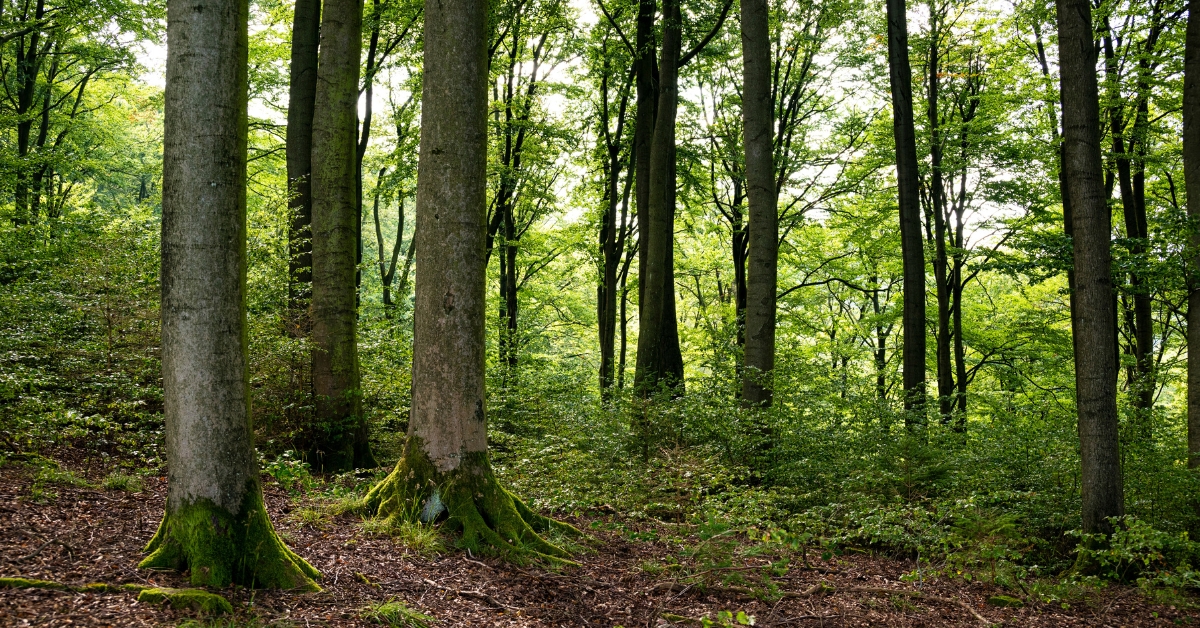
[885,0,926,417]
[1185,0,1200,468]
[309,0,377,472]
[633,0,732,395]
[285,0,320,316]
[362,0,575,559]
[740,0,777,405]
[140,0,319,589]
[1056,0,1124,534]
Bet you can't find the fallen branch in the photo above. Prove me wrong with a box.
[18,538,74,562]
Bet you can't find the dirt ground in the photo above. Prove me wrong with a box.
[0,459,1195,627]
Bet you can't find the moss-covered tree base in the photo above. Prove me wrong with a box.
[362,440,579,565]
[139,482,320,591]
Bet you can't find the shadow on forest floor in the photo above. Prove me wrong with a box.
[0,453,1195,627]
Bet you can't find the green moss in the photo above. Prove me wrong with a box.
[363,438,579,565]
[0,577,70,590]
[140,479,321,591]
[137,587,233,614]
[986,594,1024,608]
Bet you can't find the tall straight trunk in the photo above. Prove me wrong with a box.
[1057,0,1124,535]
[952,171,968,423]
[310,0,376,472]
[885,0,926,417]
[13,0,47,225]
[142,0,318,589]
[871,277,890,400]
[598,62,632,397]
[618,248,634,390]
[362,0,574,557]
[731,201,748,347]
[286,0,320,314]
[634,0,657,305]
[635,0,685,394]
[356,0,384,308]
[1184,0,1200,468]
[741,0,777,406]
[926,11,953,422]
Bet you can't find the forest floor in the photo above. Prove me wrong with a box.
[0,453,1195,627]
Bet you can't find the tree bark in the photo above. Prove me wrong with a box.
[634,0,657,306]
[309,0,376,472]
[1057,0,1124,535]
[1184,0,1200,468]
[885,0,926,418]
[363,0,575,559]
[635,0,685,395]
[925,7,953,422]
[598,52,633,398]
[286,0,320,315]
[143,0,318,589]
[740,0,777,406]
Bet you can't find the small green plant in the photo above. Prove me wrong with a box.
[701,610,755,627]
[102,471,144,492]
[35,465,92,488]
[263,451,316,495]
[361,598,434,628]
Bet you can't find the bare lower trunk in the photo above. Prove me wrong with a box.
[1184,0,1200,469]
[1057,0,1124,535]
[885,0,926,419]
[635,0,684,395]
[741,0,777,406]
[146,0,317,589]
[309,0,375,472]
[286,0,320,315]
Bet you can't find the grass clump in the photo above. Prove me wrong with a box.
[360,516,444,555]
[361,598,434,627]
[102,471,144,492]
[289,506,332,529]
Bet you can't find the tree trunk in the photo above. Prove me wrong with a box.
[1184,0,1200,468]
[363,0,575,559]
[1057,0,1124,535]
[885,0,926,418]
[731,201,748,348]
[925,10,953,422]
[634,0,657,306]
[309,0,376,472]
[13,0,47,226]
[740,0,777,406]
[635,0,685,395]
[143,0,319,589]
[286,0,320,315]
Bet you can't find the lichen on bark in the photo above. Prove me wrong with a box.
[362,437,577,564]
[140,481,320,591]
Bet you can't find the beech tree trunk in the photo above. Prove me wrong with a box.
[286,0,320,315]
[740,0,777,406]
[635,0,685,395]
[144,0,318,589]
[1057,0,1124,534]
[309,0,376,472]
[885,0,926,418]
[362,0,575,559]
[1184,0,1200,469]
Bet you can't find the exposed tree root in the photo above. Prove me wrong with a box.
[362,439,579,566]
[0,576,148,594]
[140,482,320,591]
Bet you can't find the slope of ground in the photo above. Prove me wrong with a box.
[0,458,1193,627]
